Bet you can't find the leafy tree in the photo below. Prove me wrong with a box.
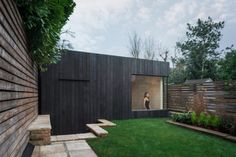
[218,47,236,80]
[128,32,142,58]
[176,17,224,80]
[15,0,75,70]
[168,58,187,84]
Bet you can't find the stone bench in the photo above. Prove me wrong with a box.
[28,115,51,145]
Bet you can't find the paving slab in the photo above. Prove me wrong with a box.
[40,143,66,155]
[98,119,116,127]
[43,152,68,157]
[56,134,77,141]
[32,139,98,157]
[31,146,40,157]
[77,133,97,139]
[50,136,57,142]
[52,132,97,143]
[86,124,108,137]
[69,149,98,157]
[66,140,91,151]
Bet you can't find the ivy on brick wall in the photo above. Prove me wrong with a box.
[15,0,75,70]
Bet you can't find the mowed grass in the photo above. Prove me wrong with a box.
[87,118,236,157]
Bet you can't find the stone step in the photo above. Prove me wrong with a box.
[97,119,116,127]
[28,115,51,145]
[51,133,97,142]
[86,124,108,137]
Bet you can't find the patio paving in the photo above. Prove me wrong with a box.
[32,140,97,157]
[30,118,116,156]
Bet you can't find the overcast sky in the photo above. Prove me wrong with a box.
[60,0,236,60]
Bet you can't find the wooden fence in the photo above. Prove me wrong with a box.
[168,81,236,117]
[0,0,38,156]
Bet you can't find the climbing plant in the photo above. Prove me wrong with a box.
[15,0,75,70]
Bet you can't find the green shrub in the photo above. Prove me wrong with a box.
[182,112,192,124]
[204,114,211,128]
[171,112,191,124]
[171,113,179,121]
[198,112,206,126]
[209,115,221,129]
[191,112,198,125]
[197,112,212,127]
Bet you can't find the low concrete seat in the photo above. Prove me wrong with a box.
[28,115,51,145]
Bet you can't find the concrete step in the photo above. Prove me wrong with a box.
[86,119,116,137]
[86,124,108,137]
[97,119,116,127]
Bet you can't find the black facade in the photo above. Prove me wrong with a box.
[40,51,169,135]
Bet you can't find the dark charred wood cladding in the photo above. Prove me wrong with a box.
[0,0,38,156]
[40,51,169,135]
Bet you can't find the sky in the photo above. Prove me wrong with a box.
[60,0,236,61]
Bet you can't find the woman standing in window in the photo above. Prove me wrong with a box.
[143,92,151,110]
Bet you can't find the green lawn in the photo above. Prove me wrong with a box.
[87,118,236,157]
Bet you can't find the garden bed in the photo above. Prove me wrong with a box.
[166,120,236,143]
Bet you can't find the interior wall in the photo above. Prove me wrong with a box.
[131,75,163,110]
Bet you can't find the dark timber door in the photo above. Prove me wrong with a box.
[58,80,89,134]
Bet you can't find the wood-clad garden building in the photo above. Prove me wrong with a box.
[40,51,169,134]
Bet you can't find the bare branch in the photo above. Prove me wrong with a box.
[143,36,156,60]
[157,42,169,62]
[58,29,75,51]
[170,47,178,68]
[128,32,142,58]
[60,28,75,38]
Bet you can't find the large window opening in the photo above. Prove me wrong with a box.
[131,75,163,110]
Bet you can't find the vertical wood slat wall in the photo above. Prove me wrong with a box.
[41,51,169,135]
[0,0,38,157]
[168,82,236,117]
